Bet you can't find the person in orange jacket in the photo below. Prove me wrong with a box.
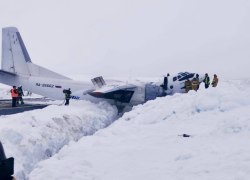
[10,86,19,107]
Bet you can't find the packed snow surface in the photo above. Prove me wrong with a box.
[26,80,250,180]
[0,100,118,179]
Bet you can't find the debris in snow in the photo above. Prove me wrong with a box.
[178,134,191,137]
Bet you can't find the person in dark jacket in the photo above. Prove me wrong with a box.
[196,74,200,90]
[163,73,170,91]
[17,86,24,105]
[203,73,210,89]
[63,88,72,106]
[10,86,18,107]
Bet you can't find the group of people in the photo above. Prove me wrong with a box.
[185,74,219,93]
[10,85,24,107]
[10,85,72,107]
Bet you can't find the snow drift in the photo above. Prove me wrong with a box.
[29,80,250,180]
[0,101,118,179]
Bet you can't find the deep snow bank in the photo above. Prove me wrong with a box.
[0,101,117,179]
[29,81,250,180]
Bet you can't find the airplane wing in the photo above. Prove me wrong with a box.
[89,84,137,103]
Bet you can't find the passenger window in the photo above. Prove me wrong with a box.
[179,76,188,81]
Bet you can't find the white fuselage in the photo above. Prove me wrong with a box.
[0,27,207,109]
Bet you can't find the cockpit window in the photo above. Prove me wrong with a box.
[179,73,195,81]
[173,72,195,82]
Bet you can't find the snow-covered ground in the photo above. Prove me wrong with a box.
[0,99,118,179]
[1,80,250,180]
[27,80,250,180]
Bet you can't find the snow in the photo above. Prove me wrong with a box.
[0,100,118,179]
[26,80,250,180]
[1,80,250,180]
[0,91,9,99]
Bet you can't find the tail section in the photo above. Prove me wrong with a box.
[2,27,31,75]
[1,27,70,80]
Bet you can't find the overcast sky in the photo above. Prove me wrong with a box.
[0,0,249,79]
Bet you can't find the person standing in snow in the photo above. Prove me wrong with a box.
[195,74,200,90]
[10,86,18,107]
[203,73,210,89]
[63,88,72,105]
[191,77,199,91]
[26,91,32,96]
[163,73,170,91]
[212,74,219,87]
[185,79,192,93]
[17,85,24,105]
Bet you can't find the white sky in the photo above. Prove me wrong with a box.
[0,0,249,79]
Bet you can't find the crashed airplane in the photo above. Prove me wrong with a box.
[0,27,205,107]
